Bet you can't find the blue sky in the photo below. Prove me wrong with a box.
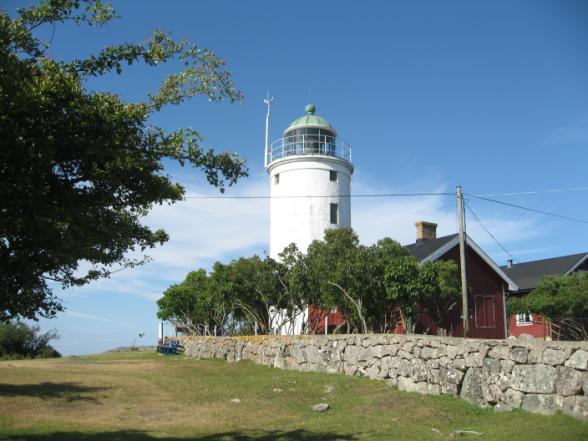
[7,0,588,354]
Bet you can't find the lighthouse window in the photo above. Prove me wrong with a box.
[274,174,279,185]
[330,203,339,224]
[329,170,338,182]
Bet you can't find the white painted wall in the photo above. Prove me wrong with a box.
[268,155,353,258]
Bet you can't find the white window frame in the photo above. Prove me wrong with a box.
[515,312,533,326]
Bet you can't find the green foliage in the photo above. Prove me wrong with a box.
[157,269,212,334]
[508,272,588,339]
[1,1,247,320]
[159,229,460,336]
[385,258,461,333]
[0,320,60,360]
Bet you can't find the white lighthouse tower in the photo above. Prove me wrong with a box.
[265,104,353,259]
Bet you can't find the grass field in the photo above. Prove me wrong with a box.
[0,352,586,441]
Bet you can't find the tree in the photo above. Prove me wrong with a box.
[156,269,212,335]
[508,272,588,340]
[304,229,408,333]
[0,321,60,359]
[1,1,247,320]
[384,258,460,334]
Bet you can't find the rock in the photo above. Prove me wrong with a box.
[385,377,398,388]
[522,394,563,415]
[398,377,440,395]
[465,352,484,368]
[584,371,588,395]
[555,366,583,396]
[460,368,488,407]
[503,388,524,408]
[509,347,529,363]
[482,357,501,373]
[542,348,568,365]
[494,403,513,413]
[421,347,439,359]
[312,403,329,412]
[511,364,556,393]
[452,358,467,371]
[440,365,465,385]
[272,388,283,394]
[230,398,241,404]
[562,396,588,422]
[324,385,335,394]
[487,345,507,359]
[517,333,535,340]
[500,359,515,373]
[565,350,588,370]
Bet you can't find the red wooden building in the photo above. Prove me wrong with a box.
[502,252,588,339]
[405,222,518,339]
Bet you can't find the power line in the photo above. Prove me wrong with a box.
[183,192,453,200]
[464,201,517,262]
[471,186,588,197]
[466,194,588,225]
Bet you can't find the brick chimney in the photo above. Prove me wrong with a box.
[415,221,437,242]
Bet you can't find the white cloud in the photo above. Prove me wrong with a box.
[64,169,543,303]
[547,115,588,145]
[65,310,139,329]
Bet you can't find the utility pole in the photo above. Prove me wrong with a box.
[456,186,469,338]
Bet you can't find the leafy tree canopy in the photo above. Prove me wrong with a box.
[508,272,588,339]
[1,1,247,320]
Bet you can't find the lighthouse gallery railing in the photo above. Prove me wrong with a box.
[265,134,352,167]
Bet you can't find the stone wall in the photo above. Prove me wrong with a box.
[181,334,588,421]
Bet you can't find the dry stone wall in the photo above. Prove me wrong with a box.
[181,334,588,421]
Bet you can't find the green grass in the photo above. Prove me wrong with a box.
[0,352,586,440]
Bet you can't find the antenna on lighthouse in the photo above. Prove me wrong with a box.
[264,91,274,167]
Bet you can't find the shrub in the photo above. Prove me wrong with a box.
[0,321,61,360]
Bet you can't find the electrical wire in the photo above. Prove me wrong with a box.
[466,194,588,225]
[464,201,517,262]
[471,186,588,197]
[183,192,453,200]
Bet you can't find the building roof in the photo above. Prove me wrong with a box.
[405,234,458,262]
[284,104,336,134]
[405,233,519,291]
[501,252,588,292]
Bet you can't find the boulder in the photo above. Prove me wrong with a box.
[542,348,568,366]
[511,364,556,393]
[312,403,329,412]
[555,366,583,396]
[562,396,588,422]
[522,394,563,415]
[460,368,488,407]
[565,350,588,370]
[503,388,524,408]
[509,347,529,363]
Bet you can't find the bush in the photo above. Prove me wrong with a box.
[0,321,61,360]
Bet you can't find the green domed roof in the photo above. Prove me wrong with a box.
[283,104,336,135]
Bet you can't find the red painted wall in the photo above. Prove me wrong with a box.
[416,246,508,339]
[509,314,550,338]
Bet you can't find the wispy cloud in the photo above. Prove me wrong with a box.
[546,115,588,145]
[65,311,139,329]
[62,169,545,303]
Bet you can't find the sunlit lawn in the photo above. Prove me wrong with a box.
[0,352,586,440]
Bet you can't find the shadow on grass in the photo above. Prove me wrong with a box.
[0,430,358,441]
[0,382,109,402]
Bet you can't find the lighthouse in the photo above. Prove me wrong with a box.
[265,104,353,259]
